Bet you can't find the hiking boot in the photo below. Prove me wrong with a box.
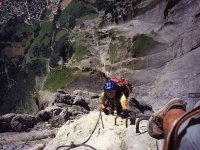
[147,98,187,139]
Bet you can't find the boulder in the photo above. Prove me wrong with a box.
[10,114,36,132]
[68,105,89,117]
[128,97,153,114]
[0,113,16,133]
[53,102,68,108]
[35,110,52,122]
[44,106,62,115]
[49,109,70,127]
[54,93,74,105]
[73,90,99,110]
[44,111,158,150]
[73,96,90,111]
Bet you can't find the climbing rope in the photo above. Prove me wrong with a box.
[56,110,103,150]
[56,142,97,150]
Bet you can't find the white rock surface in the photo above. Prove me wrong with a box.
[44,111,157,150]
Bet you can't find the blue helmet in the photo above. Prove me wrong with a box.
[103,80,117,91]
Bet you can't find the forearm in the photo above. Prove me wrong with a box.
[121,100,128,110]
[100,103,106,109]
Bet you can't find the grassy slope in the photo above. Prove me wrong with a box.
[28,21,53,61]
[71,31,88,63]
[109,30,127,63]
[44,67,79,91]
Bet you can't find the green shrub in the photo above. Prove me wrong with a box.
[131,34,156,57]
[72,45,87,62]
[109,34,126,63]
[76,13,98,25]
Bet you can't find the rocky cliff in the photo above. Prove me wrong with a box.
[64,0,200,110]
[0,0,200,149]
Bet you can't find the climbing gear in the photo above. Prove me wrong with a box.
[121,109,129,118]
[103,108,110,115]
[103,80,117,91]
[103,107,114,115]
[56,142,97,150]
[147,98,187,139]
[110,78,133,98]
[56,109,104,150]
[135,116,151,133]
[164,105,200,150]
[114,110,151,133]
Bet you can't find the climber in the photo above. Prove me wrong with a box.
[100,80,129,118]
[147,98,200,150]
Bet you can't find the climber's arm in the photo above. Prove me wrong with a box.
[120,94,128,110]
[99,92,106,109]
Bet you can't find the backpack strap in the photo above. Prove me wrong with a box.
[164,105,200,150]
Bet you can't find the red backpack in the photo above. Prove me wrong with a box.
[110,78,133,98]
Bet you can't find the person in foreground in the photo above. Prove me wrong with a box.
[147,98,200,150]
[100,80,129,118]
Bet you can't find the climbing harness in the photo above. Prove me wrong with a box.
[56,110,104,150]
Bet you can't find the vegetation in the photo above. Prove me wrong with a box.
[50,30,69,67]
[75,13,98,25]
[109,29,127,63]
[58,0,97,28]
[84,0,97,4]
[70,31,88,63]
[28,21,53,61]
[43,8,52,21]
[130,34,156,57]
[72,45,87,62]
[0,16,48,114]
[0,58,46,115]
[55,30,68,42]
[0,0,100,114]
[0,16,32,42]
[109,29,122,40]
[44,67,79,91]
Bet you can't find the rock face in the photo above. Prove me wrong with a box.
[0,129,57,150]
[127,0,200,110]
[56,0,200,112]
[44,111,157,150]
[0,90,99,134]
[1,0,200,150]
[89,0,200,111]
[99,0,139,25]
[0,90,101,149]
[53,90,99,111]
